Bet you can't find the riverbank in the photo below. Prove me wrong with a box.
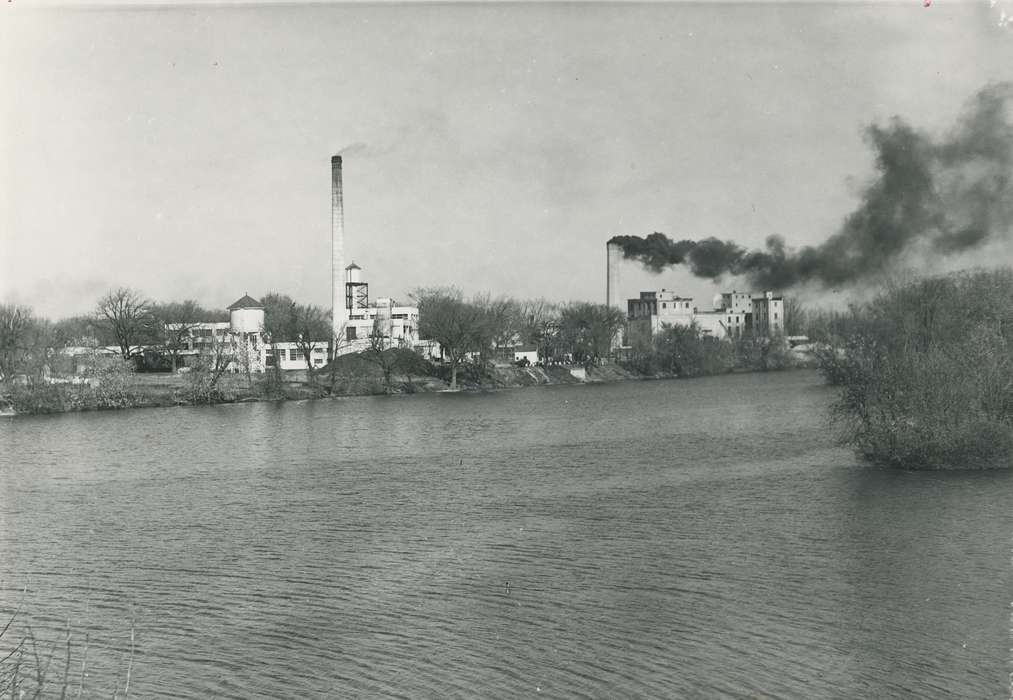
[1,346,820,416]
[0,361,693,416]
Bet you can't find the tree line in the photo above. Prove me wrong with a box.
[413,288,626,390]
[5,283,817,404]
[0,288,331,383]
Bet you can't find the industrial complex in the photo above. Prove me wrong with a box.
[157,159,789,375]
[606,241,785,345]
[164,155,422,373]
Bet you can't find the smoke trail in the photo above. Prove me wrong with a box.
[610,82,1013,289]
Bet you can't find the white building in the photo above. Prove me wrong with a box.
[693,309,748,339]
[626,288,784,340]
[266,342,329,371]
[627,289,696,335]
[170,275,421,373]
[338,263,420,354]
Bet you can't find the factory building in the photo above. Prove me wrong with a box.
[170,273,419,372]
[625,288,784,340]
[327,156,420,356]
[627,289,696,336]
[750,291,785,336]
[605,242,785,343]
[338,262,420,353]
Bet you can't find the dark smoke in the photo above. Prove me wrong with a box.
[609,82,1013,290]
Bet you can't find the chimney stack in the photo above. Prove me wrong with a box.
[331,155,348,345]
[606,242,622,311]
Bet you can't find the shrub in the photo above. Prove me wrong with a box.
[825,269,1013,469]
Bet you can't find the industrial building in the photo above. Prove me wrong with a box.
[165,155,422,372]
[624,289,784,340]
[327,155,421,355]
[606,240,785,341]
[170,263,421,373]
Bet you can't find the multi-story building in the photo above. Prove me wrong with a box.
[628,289,696,335]
[751,291,785,336]
[626,288,784,340]
[717,291,753,315]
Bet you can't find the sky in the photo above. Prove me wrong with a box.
[2,1,1013,319]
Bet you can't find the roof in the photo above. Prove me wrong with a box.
[345,262,361,270]
[227,294,264,310]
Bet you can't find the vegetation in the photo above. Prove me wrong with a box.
[0,602,134,699]
[94,288,154,360]
[625,319,796,378]
[413,287,484,390]
[557,302,625,370]
[819,269,1013,469]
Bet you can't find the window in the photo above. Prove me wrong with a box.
[662,302,667,309]
[347,326,357,341]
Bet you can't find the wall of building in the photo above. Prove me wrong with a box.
[265,341,328,370]
[718,291,752,315]
[751,292,785,335]
[692,310,747,339]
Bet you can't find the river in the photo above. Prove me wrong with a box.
[1,370,1010,698]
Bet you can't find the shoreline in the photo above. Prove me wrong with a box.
[0,362,815,417]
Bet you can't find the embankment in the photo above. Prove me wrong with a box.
[0,362,679,415]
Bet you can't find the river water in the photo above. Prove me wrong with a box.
[1,370,1010,698]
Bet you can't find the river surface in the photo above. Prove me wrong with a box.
[1,371,1010,698]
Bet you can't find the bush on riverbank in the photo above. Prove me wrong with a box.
[824,269,1013,469]
[0,357,155,413]
[624,321,799,378]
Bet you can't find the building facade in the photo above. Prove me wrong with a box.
[626,288,785,340]
[628,289,696,336]
[750,291,785,336]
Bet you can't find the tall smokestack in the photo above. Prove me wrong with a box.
[606,242,622,311]
[331,155,348,345]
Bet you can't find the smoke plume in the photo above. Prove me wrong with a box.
[610,82,1013,290]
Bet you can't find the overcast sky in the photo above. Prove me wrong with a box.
[3,1,1013,319]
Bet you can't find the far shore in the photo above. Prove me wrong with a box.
[0,361,816,417]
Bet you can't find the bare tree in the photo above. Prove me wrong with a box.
[50,315,101,349]
[0,304,37,381]
[472,294,522,370]
[558,302,625,369]
[361,316,400,392]
[519,299,560,366]
[151,300,208,372]
[185,329,235,403]
[261,292,296,386]
[783,296,808,337]
[291,304,331,379]
[325,322,353,394]
[414,287,483,390]
[95,288,152,360]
